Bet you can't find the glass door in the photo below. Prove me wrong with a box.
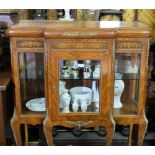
[59,59,101,113]
[18,52,45,114]
[114,53,141,115]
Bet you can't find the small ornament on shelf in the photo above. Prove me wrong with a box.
[93,62,100,78]
[59,9,74,21]
[83,65,91,79]
[57,9,64,19]
[71,67,79,79]
[61,66,70,78]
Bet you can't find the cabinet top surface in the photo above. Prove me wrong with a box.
[10,20,149,29]
[7,20,151,38]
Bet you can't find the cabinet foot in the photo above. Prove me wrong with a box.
[137,118,148,145]
[105,118,115,146]
[43,119,54,145]
[11,116,22,146]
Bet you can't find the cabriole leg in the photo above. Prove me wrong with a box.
[11,116,22,146]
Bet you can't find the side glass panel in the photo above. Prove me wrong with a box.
[59,60,101,113]
[18,52,45,113]
[114,53,141,115]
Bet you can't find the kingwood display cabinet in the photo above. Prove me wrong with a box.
[7,20,151,146]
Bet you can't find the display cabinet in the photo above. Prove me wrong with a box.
[114,35,150,145]
[7,20,151,146]
[9,34,46,145]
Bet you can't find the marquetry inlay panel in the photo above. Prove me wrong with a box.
[50,41,108,49]
[16,40,44,48]
[116,41,143,50]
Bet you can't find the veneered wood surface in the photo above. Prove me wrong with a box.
[8,20,151,146]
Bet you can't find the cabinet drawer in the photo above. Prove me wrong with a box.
[15,38,45,49]
[49,40,109,50]
[116,40,144,50]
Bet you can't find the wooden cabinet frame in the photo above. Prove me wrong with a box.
[44,37,115,145]
[7,20,151,146]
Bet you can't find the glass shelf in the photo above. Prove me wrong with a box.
[113,99,138,116]
[59,77,100,80]
[115,73,140,80]
[59,101,98,113]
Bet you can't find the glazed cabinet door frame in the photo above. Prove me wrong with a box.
[10,37,46,145]
[11,37,45,117]
[47,39,114,121]
[114,37,150,145]
[44,36,116,146]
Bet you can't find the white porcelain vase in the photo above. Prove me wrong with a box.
[60,91,71,113]
[114,73,124,108]
[59,81,67,108]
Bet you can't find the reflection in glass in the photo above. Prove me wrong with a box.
[59,60,101,113]
[114,53,141,115]
[18,52,44,113]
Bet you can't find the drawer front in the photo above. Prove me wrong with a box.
[15,38,45,49]
[116,40,144,50]
[49,39,109,50]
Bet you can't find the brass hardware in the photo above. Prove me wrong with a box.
[63,32,97,37]
[66,121,93,129]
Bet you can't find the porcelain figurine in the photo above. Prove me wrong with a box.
[114,73,125,108]
[71,67,79,79]
[61,66,70,78]
[66,60,78,69]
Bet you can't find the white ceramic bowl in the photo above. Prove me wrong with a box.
[70,86,92,105]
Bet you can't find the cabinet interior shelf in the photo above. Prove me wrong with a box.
[115,73,140,80]
[59,78,100,80]
[113,100,137,116]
